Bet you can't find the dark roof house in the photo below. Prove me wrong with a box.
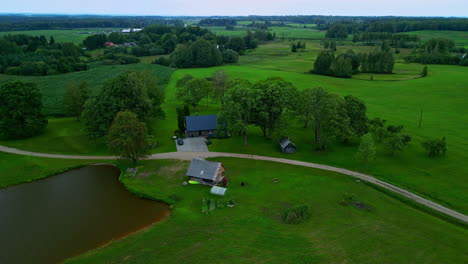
[186,158,225,185]
[185,115,218,137]
[279,137,296,153]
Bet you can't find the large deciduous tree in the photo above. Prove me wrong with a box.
[82,71,153,140]
[355,133,376,166]
[63,81,89,120]
[175,78,211,111]
[0,81,47,139]
[313,50,335,75]
[252,77,297,138]
[212,69,229,101]
[107,111,153,167]
[308,87,338,150]
[221,79,256,146]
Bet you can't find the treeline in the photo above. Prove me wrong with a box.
[352,32,419,48]
[0,15,183,31]
[0,34,86,76]
[322,18,468,34]
[405,38,467,66]
[313,48,394,78]
[198,18,237,27]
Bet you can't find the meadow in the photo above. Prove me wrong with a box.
[0,38,467,215]
[0,28,120,44]
[66,158,468,264]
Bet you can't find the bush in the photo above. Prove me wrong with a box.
[222,49,239,63]
[283,204,310,224]
[422,137,447,157]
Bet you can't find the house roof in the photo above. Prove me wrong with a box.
[279,138,296,149]
[186,158,222,181]
[185,115,218,132]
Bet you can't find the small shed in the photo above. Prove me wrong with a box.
[279,137,296,153]
[185,115,218,137]
[210,186,227,196]
[186,158,225,186]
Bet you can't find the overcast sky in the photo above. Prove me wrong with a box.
[2,0,467,17]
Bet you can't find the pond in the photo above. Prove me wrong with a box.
[0,165,169,264]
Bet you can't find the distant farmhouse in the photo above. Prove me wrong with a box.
[121,28,143,33]
[279,137,296,153]
[185,115,217,137]
[186,159,226,186]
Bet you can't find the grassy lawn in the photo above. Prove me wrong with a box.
[0,152,95,188]
[0,28,121,44]
[67,158,468,264]
[0,40,466,215]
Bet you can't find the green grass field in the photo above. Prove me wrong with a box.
[204,25,326,40]
[66,158,468,264]
[0,28,121,44]
[409,30,468,48]
[0,35,466,216]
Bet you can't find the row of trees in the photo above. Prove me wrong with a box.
[404,38,467,66]
[352,32,419,48]
[0,34,86,76]
[313,48,394,78]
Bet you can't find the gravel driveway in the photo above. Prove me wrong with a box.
[175,137,209,152]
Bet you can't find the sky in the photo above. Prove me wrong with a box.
[1,0,467,17]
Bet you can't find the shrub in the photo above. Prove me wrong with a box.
[283,204,310,224]
[422,137,447,157]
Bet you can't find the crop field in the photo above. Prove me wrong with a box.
[66,158,468,264]
[0,28,120,44]
[409,30,468,48]
[0,63,173,115]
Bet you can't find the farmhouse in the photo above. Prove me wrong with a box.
[185,115,218,137]
[187,159,226,186]
[279,137,296,153]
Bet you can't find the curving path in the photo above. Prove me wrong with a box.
[1,145,467,223]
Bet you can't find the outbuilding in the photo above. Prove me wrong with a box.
[186,158,225,186]
[185,115,218,137]
[210,186,227,196]
[279,137,296,153]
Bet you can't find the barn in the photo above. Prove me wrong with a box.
[185,115,218,137]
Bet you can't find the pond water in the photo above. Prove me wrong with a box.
[0,165,169,264]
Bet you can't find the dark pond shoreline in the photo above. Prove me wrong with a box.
[0,164,170,264]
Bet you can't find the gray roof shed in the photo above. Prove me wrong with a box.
[185,115,218,132]
[279,138,296,149]
[186,158,222,181]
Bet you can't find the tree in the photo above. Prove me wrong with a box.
[252,77,297,138]
[175,78,211,111]
[385,133,412,155]
[313,50,335,75]
[295,88,315,128]
[221,79,256,146]
[107,111,153,167]
[227,37,246,54]
[331,55,353,78]
[355,133,376,165]
[222,49,239,63]
[212,69,229,101]
[422,137,447,157]
[421,66,428,77]
[176,106,186,132]
[63,81,89,120]
[49,36,55,45]
[138,71,165,119]
[308,87,338,150]
[82,71,153,140]
[291,43,297,53]
[344,95,369,138]
[0,81,47,139]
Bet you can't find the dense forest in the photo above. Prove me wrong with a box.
[0,34,86,76]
